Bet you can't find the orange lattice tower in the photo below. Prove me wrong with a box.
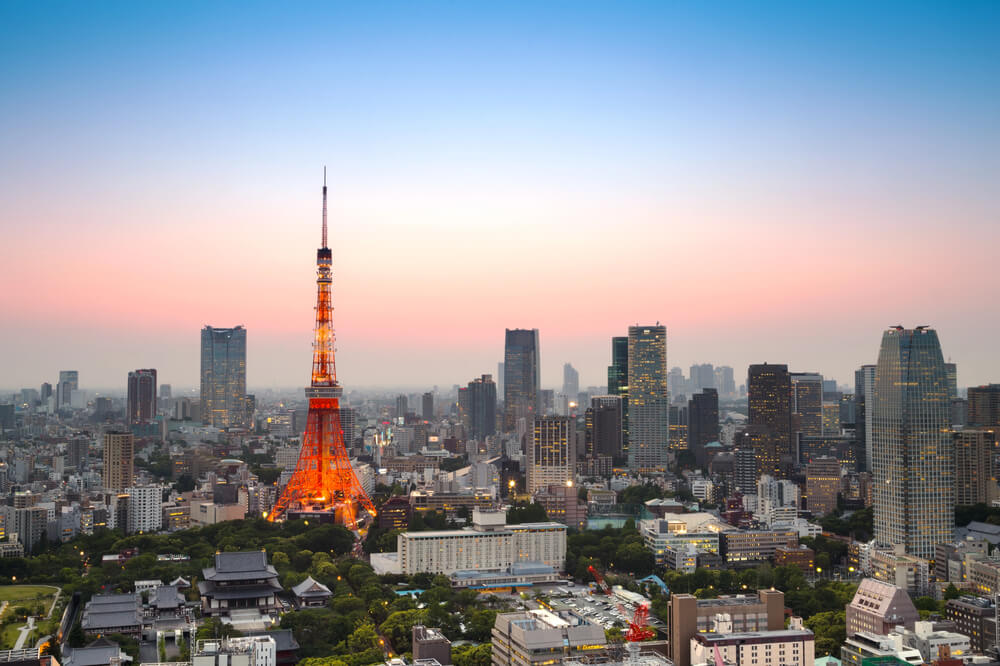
[267,170,376,529]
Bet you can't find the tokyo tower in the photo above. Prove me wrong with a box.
[267,170,376,529]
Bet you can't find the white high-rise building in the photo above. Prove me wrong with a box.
[872,327,954,559]
[628,325,669,471]
[126,486,162,534]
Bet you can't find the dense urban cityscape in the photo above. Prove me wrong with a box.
[4,3,999,666]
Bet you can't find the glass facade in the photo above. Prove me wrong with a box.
[503,328,540,432]
[628,325,669,471]
[200,326,248,428]
[872,327,954,559]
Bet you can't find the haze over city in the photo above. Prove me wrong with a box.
[2,2,999,390]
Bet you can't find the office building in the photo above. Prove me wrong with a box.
[563,363,579,399]
[748,364,793,477]
[791,372,824,438]
[872,327,954,559]
[492,609,607,666]
[413,625,452,666]
[527,416,574,494]
[57,370,78,410]
[668,590,785,666]
[127,368,157,423]
[716,366,736,397]
[395,394,409,419]
[954,429,998,506]
[607,336,630,454]
[504,329,540,431]
[805,456,840,517]
[588,396,623,459]
[422,392,434,420]
[200,325,248,428]
[688,389,719,467]
[845,578,919,637]
[968,385,1000,428]
[628,325,669,471]
[945,362,958,399]
[944,596,996,654]
[855,365,876,472]
[103,430,135,491]
[468,375,497,441]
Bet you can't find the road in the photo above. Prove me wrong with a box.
[13,617,35,650]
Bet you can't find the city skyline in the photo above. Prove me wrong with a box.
[2,3,999,389]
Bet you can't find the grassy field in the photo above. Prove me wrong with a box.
[0,586,59,649]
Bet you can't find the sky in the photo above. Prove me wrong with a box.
[1,2,999,392]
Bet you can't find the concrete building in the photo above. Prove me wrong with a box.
[200,325,248,429]
[413,625,452,665]
[628,325,669,471]
[845,578,919,637]
[397,509,566,575]
[954,429,998,506]
[504,329,540,432]
[805,456,840,517]
[126,486,162,534]
[103,430,134,491]
[720,530,799,564]
[841,632,923,666]
[690,615,814,666]
[944,596,996,654]
[492,609,607,666]
[668,590,786,666]
[869,549,930,596]
[527,417,574,494]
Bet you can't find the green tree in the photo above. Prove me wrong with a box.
[453,644,492,666]
[804,611,846,657]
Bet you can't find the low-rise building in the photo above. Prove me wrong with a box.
[869,548,930,596]
[845,579,919,637]
[776,545,815,573]
[841,632,923,666]
[291,576,332,609]
[492,609,607,666]
[81,592,142,638]
[413,625,452,665]
[689,615,815,666]
[720,530,798,563]
[668,590,786,666]
[198,551,282,623]
[944,596,996,654]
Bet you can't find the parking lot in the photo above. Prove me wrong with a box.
[526,584,665,634]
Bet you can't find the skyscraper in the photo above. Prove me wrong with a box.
[716,366,736,397]
[395,394,409,420]
[422,392,434,420]
[747,363,792,477]
[127,368,157,424]
[689,364,715,392]
[805,456,840,517]
[607,336,629,454]
[528,416,574,494]
[968,385,1000,428]
[589,395,623,459]
[57,370,78,410]
[103,430,135,491]
[628,324,669,471]
[503,328,540,432]
[945,362,958,400]
[855,365,876,472]
[468,374,497,441]
[200,326,247,429]
[953,429,998,506]
[872,326,954,558]
[563,363,579,398]
[791,372,824,438]
[688,388,719,467]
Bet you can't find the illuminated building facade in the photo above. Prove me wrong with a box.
[200,326,247,428]
[607,335,630,454]
[103,430,135,491]
[748,364,793,477]
[872,326,954,559]
[968,384,1000,427]
[503,328,540,432]
[791,372,824,437]
[953,428,998,506]
[805,455,840,516]
[127,368,157,424]
[628,324,669,471]
[527,416,574,494]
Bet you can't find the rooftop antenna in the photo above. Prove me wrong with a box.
[322,166,328,249]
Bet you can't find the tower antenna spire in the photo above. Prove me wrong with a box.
[322,166,328,249]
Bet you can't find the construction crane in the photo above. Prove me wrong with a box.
[587,565,656,642]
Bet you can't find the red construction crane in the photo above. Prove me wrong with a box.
[587,565,656,642]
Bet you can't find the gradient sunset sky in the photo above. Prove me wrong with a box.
[2,2,999,391]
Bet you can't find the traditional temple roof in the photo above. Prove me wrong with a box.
[291,576,333,598]
[202,551,278,582]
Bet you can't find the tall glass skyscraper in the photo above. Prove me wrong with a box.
[503,328,540,432]
[628,324,669,471]
[872,326,954,558]
[200,326,247,428]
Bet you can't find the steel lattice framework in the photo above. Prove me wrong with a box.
[268,171,377,528]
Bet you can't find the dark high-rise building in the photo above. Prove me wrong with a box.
[468,374,497,441]
[422,392,434,420]
[395,394,408,419]
[40,382,52,404]
[588,395,623,459]
[747,363,792,476]
[945,362,958,399]
[873,326,953,559]
[968,385,1000,428]
[562,363,579,398]
[503,329,540,431]
[628,324,669,471]
[790,373,823,438]
[688,389,719,467]
[127,368,157,424]
[855,365,876,472]
[200,326,247,428]
[607,336,629,454]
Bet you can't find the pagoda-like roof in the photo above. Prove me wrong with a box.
[292,576,332,598]
[203,551,278,582]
